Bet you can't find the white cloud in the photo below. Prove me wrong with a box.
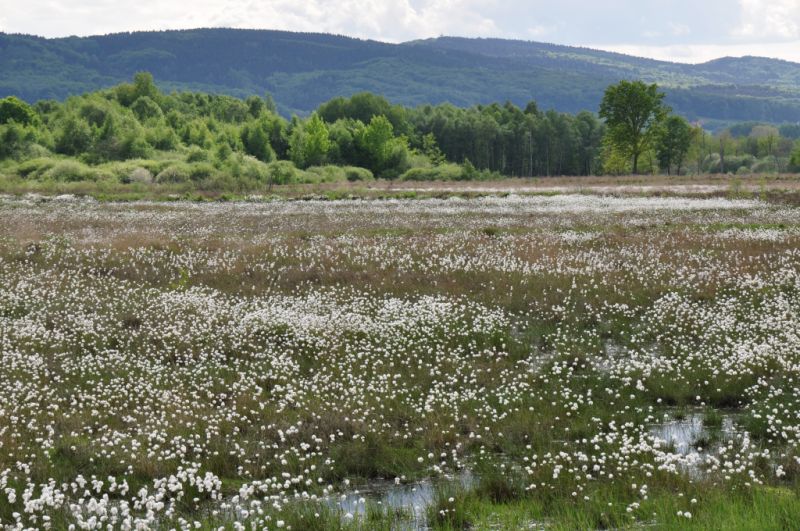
[3,0,800,63]
[669,23,691,37]
[527,23,558,38]
[594,41,800,64]
[1,0,499,42]
[734,0,800,39]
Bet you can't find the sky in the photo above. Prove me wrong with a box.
[1,0,800,63]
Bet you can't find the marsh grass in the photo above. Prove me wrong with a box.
[0,192,799,528]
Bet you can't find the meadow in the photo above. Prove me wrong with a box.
[1,182,799,529]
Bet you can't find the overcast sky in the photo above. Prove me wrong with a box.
[2,0,800,63]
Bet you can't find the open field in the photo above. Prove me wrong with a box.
[1,184,800,529]
[4,174,800,206]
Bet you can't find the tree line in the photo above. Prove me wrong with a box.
[1,73,799,189]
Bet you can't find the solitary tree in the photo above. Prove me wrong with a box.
[655,115,693,175]
[599,81,667,174]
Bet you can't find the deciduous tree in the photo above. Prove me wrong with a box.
[599,81,667,174]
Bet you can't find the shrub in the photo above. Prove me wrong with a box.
[265,160,298,186]
[0,122,38,159]
[145,126,179,151]
[228,154,270,183]
[131,96,164,122]
[42,160,97,182]
[156,163,192,184]
[304,165,346,183]
[155,162,218,184]
[186,146,209,163]
[15,157,57,179]
[0,96,37,126]
[401,163,464,181]
[791,146,800,172]
[344,166,374,182]
[752,156,778,173]
[129,167,153,184]
[187,162,217,182]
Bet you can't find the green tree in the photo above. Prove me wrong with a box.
[289,113,331,168]
[421,133,446,166]
[750,125,780,157]
[246,95,266,118]
[55,115,92,155]
[655,115,693,175]
[0,122,37,158]
[790,142,800,172]
[131,96,164,123]
[599,81,667,174]
[358,115,394,168]
[0,96,37,126]
[241,121,275,162]
[133,72,159,102]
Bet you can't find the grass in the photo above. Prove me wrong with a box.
[0,189,798,528]
[3,172,800,204]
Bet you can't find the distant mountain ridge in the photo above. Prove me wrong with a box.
[2,28,800,125]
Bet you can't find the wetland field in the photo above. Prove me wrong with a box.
[1,182,800,529]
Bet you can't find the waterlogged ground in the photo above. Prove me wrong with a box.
[1,191,800,529]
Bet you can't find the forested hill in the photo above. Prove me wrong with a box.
[3,28,800,124]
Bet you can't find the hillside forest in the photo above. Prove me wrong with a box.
[2,72,800,193]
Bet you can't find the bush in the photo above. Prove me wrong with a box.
[131,96,163,122]
[156,163,192,184]
[344,166,374,182]
[265,160,298,186]
[0,122,38,159]
[791,146,800,172]
[186,146,209,163]
[303,165,346,183]
[15,157,57,179]
[227,154,270,182]
[0,96,37,126]
[401,163,464,181]
[187,162,217,182]
[129,167,153,184]
[145,126,179,151]
[155,161,239,185]
[98,159,174,182]
[42,160,97,182]
[752,156,779,173]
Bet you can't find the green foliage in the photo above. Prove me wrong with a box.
[401,164,460,181]
[421,133,446,166]
[0,96,37,126]
[344,166,373,182]
[0,121,38,159]
[156,163,193,184]
[55,115,92,156]
[43,160,98,182]
[131,96,164,122]
[600,81,668,173]
[241,119,277,162]
[318,93,410,135]
[790,143,800,172]
[6,29,800,124]
[265,160,298,186]
[289,113,331,168]
[355,115,411,178]
[655,115,693,175]
[3,70,800,189]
